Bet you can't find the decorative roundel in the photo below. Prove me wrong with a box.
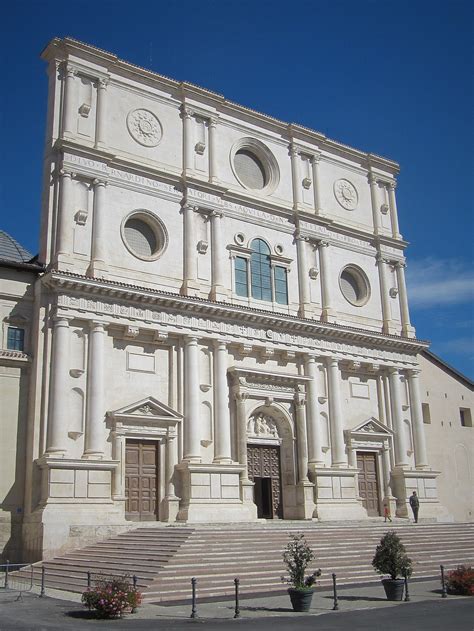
[127,109,163,147]
[334,178,358,210]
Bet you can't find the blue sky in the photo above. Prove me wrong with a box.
[1,0,473,378]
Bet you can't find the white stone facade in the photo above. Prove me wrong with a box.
[0,37,472,562]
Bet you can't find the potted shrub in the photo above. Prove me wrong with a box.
[372,531,412,601]
[281,533,322,612]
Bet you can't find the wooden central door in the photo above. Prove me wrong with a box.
[357,451,380,516]
[125,440,159,521]
[247,445,283,519]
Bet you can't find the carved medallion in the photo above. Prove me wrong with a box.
[334,178,358,210]
[127,109,162,147]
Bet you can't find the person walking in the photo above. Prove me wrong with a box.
[409,491,419,523]
[383,499,392,523]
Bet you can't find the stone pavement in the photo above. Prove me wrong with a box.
[0,578,471,625]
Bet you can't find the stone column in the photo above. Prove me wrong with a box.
[62,64,77,137]
[166,429,179,498]
[290,144,301,209]
[183,336,201,462]
[388,368,408,467]
[111,430,124,499]
[56,170,74,258]
[395,262,413,337]
[295,389,309,482]
[213,341,232,463]
[234,391,249,481]
[45,316,71,455]
[181,106,194,177]
[305,355,324,465]
[326,357,347,466]
[377,254,393,334]
[388,181,401,239]
[209,211,226,301]
[88,179,107,277]
[311,153,322,215]
[318,241,334,322]
[407,369,428,468]
[95,78,109,148]
[296,235,310,317]
[369,173,381,235]
[84,321,106,457]
[181,204,199,296]
[382,440,392,496]
[208,116,218,183]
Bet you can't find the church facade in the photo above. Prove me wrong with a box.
[1,37,472,562]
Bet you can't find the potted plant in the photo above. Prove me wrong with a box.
[372,531,413,601]
[281,533,322,612]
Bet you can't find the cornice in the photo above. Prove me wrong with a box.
[0,349,32,363]
[42,270,429,354]
[42,37,400,175]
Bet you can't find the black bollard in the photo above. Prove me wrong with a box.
[440,565,447,598]
[332,573,339,611]
[234,577,240,619]
[404,571,410,602]
[190,577,198,618]
[133,575,137,590]
[87,571,91,589]
[40,566,45,597]
[4,560,9,589]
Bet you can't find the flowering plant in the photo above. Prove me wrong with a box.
[445,565,474,596]
[281,533,322,591]
[81,575,142,618]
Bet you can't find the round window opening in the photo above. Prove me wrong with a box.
[122,212,168,261]
[234,149,267,190]
[339,266,370,306]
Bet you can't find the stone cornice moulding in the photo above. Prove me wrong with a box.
[42,37,399,176]
[43,271,429,361]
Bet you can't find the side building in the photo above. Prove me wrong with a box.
[0,37,471,562]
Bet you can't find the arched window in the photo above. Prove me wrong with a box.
[233,239,288,305]
[251,239,272,301]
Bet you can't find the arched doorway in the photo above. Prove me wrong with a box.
[246,408,293,519]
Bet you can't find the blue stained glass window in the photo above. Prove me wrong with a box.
[7,327,25,352]
[250,239,272,301]
[274,265,288,305]
[235,256,248,297]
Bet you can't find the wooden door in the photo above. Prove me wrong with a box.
[357,451,380,516]
[247,445,283,518]
[125,440,159,521]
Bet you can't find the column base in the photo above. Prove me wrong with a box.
[401,324,416,338]
[180,280,201,297]
[298,303,315,318]
[176,462,256,522]
[86,261,108,279]
[209,287,230,302]
[295,481,316,519]
[161,495,180,522]
[321,308,337,323]
[309,465,367,520]
[390,467,452,521]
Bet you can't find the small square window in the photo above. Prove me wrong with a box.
[422,403,431,424]
[460,408,472,427]
[7,327,25,352]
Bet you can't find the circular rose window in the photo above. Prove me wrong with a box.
[121,211,168,261]
[339,266,370,306]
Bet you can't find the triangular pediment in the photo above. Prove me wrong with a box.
[350,417,393,436]
[108,396,183,420]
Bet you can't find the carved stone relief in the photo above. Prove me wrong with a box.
[126,109,163,147]
[333,178,359,210]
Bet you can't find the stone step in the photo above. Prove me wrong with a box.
[12,522,473,603]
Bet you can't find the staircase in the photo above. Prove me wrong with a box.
[15,522,474,603]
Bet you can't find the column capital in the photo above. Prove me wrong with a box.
[294,392,306,408]
[213,338,227,350]
[388,366,400,376]
[209,209,224,220]
[59,168,75,180]
[181,203,199,214]
[289,143,300,158]
[310,152,322,165]
[233,390,248,402]
[92,178,107,189]
[89,320,108,332]
[376,252,391,265]
[180,104,195,119]
[62,63,78,79]
[388,180,397,191]
[184,335,199,345]
[97,77,109,90]
[326,356,339,368]
[208,115,219,128]
[53,314,73,326]
[318,240,330,248]
[368,172,379,185]
[395,260,407,269]
[406,368,421,377]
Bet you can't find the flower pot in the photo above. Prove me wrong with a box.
[288,588,314,612]
[382,578,405,601]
